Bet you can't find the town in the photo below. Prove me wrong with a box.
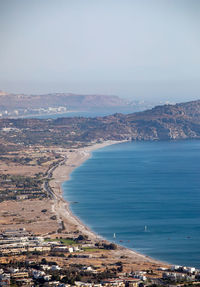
[0,228,200,287]
[0,106,68,118]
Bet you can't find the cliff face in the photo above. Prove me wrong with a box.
[1,99,200,147]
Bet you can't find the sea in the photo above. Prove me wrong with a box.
[24,108,136,119]
[62,140,200,268]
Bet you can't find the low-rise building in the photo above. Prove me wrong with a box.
[162,272,195,282]
[0,228,51,255]
[51,265,61,271]
[101,279,125,287]
[0,274,10,286]
[11,272,29,279]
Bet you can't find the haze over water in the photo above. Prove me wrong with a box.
[1,0,200,102]
[63,140,200,268]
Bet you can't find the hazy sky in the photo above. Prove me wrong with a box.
[0,0,200,101]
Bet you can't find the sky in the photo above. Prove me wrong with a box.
[0,0,200,102]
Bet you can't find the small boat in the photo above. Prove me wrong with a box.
[113,233,116,239]
[144,225,147,232]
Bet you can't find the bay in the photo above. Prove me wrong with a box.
[63,140,200,267]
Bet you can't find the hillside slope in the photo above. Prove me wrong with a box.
[0,100,200,149]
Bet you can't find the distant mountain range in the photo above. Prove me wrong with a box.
[0,91,155,117]
[1,99,200,150]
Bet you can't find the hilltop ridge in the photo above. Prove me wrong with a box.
[0,91,152,117]
[0,99,200,149]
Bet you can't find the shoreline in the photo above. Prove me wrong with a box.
[49,140,126,240]
[49,140,169,267]
[5,110,79,119]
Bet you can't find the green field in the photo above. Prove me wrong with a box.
[44,238,78,245]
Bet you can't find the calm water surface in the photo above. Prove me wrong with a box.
[63,140,200,267]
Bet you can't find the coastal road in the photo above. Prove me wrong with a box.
[43,155,68,232]
[43,156,67,199]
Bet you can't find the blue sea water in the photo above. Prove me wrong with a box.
[62,140,200,268]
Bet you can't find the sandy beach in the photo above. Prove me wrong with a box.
[49,140,125,239]
[49,140,169,268]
